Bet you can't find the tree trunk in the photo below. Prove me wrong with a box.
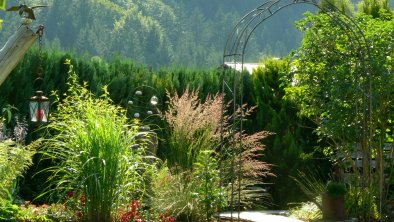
[0,25,38,86]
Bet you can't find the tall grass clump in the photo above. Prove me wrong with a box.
[163,87,223,172]
[289,169,327,221]
[39,60,156,222]
[153,87,273,221]
[153,87,224,221]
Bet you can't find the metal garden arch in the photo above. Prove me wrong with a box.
[220,0,374,220]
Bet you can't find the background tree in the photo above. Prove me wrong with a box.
[247,57,326,208]
[285,7,394,219]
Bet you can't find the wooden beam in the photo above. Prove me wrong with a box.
[0,25,38,86]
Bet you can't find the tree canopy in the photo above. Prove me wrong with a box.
[285,5,394,219]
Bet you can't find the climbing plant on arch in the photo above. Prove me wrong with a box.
[219,0,384,220]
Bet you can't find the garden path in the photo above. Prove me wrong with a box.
[220,211,302,222]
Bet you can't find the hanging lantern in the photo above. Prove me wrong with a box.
[29,91,50,124]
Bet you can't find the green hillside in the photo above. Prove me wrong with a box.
[0,0,311,67]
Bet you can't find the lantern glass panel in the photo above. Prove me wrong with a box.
[29,101,39,122]
[40,100,50,122]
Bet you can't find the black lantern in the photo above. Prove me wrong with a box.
[29,25,49,124]
[29,91,50,124]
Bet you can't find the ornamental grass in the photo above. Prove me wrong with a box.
[38,60,156,222]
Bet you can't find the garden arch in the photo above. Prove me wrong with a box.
[220,0,374,219]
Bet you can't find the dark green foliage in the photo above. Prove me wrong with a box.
[325,181,347,197]
[0,46,227,129]
[247,58,327,208]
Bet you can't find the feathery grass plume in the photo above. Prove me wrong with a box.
[157,86,274,219]
[158,86,225,220]
[38,59,157,222]
[163,86,223,171]
[240,131,273,178]
[216,102,274,209]
[235,131,275,209]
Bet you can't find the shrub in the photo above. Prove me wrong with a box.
[0,139,35,200]
[193,150,223,220]
[0,113,33,221]
[325,181,347,198]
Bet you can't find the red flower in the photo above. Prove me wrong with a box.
[75,211,82,218]
[80,194,86,206]
[159,212,176,222]
[67,191,74,198]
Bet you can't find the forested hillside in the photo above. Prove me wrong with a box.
[0,0,310,67]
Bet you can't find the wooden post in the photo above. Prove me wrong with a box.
[0,25,38,86]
